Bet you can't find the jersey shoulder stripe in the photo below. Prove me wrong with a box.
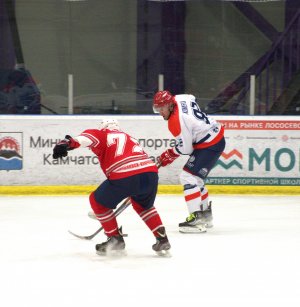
[80,131,100,147]
[168,103,181,137]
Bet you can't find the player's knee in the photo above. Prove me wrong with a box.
[180,170,204,188]
[131,198,152,213]
[89,192,105,213]
[197,177,205,189]
[179,170,197,186]
[183,184,197,191]
[89,192,99,211]
[131,199,143,213]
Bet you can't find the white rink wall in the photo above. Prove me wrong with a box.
[0,115,300,186]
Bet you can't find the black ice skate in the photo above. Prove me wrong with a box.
[152,226,171,257]
[95,227,126,256]
[178,202,213,233]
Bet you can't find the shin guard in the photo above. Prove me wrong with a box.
[89,192,119,236]
[131,199,163,237]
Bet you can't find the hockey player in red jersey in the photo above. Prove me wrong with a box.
[153,90,226,233]
[52,118,171,255]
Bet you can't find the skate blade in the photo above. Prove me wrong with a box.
[96,249,127,257]
[88,211,97,220]
[179,225,207,233]
[155,249,172,258]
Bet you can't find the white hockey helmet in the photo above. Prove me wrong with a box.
[99,118,120,131]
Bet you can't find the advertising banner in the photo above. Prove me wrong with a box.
[0,115,299,186]
[210,118,300,186]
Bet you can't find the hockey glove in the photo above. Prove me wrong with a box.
[52,135,79,159]
[158,148,180,167]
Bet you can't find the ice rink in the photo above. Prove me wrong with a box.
[1,194,300,307]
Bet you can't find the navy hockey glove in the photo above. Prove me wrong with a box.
[158,148,180,167]
[52,135,79,159]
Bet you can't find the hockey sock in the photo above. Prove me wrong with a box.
[131,199,163,237]
[183,184,202,213]
[200,186,209,211]
[89,193,119,236]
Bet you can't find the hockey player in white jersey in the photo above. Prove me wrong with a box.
[153,90,226,233]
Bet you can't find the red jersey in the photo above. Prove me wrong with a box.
[77,128,157,180]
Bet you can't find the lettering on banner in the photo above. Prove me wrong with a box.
[217,147,299,173]
[249,148,296,172]
[138,138,176,150]
[219,120,300,130]
[43,154,99,165]
[30,137,60,148]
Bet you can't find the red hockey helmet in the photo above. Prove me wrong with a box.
[153,90,174,112]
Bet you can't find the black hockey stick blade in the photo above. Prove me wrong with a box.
[68,227,103,240]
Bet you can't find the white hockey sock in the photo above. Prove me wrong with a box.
[200,187,209,211]
[183,185,202,214]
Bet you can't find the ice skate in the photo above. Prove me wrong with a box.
[179,202,213,233]
[178,211,207,233]
[152,226,171,257]
[95,227,126,256]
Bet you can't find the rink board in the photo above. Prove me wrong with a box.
[0,184,299,195]
[0,115,299,188]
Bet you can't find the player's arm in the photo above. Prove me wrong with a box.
[157,134,192,167]
[52,134,92,159]
[158,125,194,168]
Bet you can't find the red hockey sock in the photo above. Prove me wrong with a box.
[131,199,163,237]
[89,192,119,236]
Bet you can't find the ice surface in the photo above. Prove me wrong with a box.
[0,194,300,307]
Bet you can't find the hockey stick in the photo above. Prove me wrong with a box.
[68,161,161,240]
[68,197,132,240]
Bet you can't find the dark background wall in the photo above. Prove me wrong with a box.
[0,0,294,114]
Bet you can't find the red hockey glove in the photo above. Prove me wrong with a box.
[52,135,80,159]
[158,148,180,167]
[64,135,80,150]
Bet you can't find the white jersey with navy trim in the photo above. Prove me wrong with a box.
[169,94,223,155]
